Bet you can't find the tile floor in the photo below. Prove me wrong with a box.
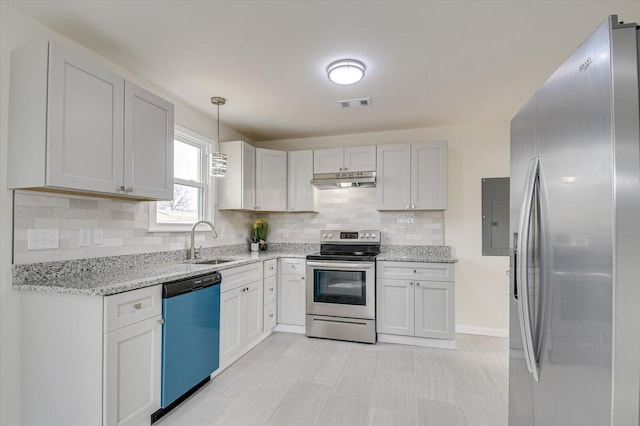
[156,332,508,426]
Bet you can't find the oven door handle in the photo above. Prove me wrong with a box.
[306,261,375,270]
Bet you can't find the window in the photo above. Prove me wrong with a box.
[148,126,214,231]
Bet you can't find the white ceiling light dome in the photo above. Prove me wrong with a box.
[327,59,366,85]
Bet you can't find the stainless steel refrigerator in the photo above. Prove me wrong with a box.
[509,15,640,426]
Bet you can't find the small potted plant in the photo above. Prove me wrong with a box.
[250,218,269,251]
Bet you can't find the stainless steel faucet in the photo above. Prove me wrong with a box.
[189,220,218,259]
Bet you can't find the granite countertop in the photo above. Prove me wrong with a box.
[13,248,312,297]
[377,245,457,264]
[13,243,455,296]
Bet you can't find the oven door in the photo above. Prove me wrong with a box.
[306,260,375,320]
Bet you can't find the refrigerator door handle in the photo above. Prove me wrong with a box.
[516,156,540,382]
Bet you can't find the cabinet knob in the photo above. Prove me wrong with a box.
[416,282,421,287]
[411,204,416,209]
[301,276,305,280]
[124,187,133,193]
[406,205,410,209]
[414,270,417,273]
[117,186,125,192]
[134,303,142,310]
[410,282,414,286]
[269,314,274,317]
[270,287,274,291]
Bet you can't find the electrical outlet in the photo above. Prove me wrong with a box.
[283,229,290,238]
[93,228,104,245]
[79,229,92,247]
[27,229,59,250]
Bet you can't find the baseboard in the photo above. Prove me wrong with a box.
[377,333,456,349]
[455,325,508,338]
[274,323,306,334]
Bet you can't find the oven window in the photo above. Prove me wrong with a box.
[313,269,366,305]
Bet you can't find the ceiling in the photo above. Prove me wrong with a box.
[4,1,640,141]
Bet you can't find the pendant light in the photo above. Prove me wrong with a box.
[209,96,228,177]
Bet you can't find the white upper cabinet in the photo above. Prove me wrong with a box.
[256,148,287,211]
[218,141,287,211]
[376,141,448,210]
[8,42,174,200]
[313,145,376,173]
[124,81,174,200]
[287,150,317,212]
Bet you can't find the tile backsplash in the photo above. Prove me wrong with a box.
[12,187,444,264]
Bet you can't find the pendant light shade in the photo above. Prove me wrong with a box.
[210,96,227,177]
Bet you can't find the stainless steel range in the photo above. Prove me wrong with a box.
[306,230,380,344]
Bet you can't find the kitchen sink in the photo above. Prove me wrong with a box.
[193,258,236,265]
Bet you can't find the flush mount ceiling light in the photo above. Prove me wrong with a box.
[210,96,227,177]
[327,59,366,85]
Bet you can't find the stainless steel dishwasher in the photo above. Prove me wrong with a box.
[151,271,221,423]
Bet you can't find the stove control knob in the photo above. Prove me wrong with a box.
[359,233,364,238]
[365,233,371,238]
[322,233,327,238]
[372,233,378,239]
[328,233,334,238]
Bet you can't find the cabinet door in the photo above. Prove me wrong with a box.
[288,150,317,212]
[47,43,125,194]
[414,280,455,339]
[243,280,264,344]
[277,274,306,326]
[220,286,244,366]
[242,143,256,209]
[376,144,411,210]
[376,278,414,336]
[104,315,162,426]
[123,81,174,200]
[344,146,376,172]
[411,141,448,210]
[313,148,344,173]
[255,148,287,211]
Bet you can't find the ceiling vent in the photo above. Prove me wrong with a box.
[338,98,372,108]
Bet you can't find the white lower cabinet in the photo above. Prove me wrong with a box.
[20,285,162,426]
[219,263,264,367]
[377,261,455,347]
[104,315,162,426]
[263,259,277,333]
[277,258,306,327]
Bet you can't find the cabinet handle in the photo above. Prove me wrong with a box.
[269,287,274,291]
[269,313,274,317]
[134,303,142,310]
[116,186,125,192]
[157,318,165,325]
[124,187,133,193]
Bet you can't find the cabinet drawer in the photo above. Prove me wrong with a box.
[279,258,305,274]
[104,285,162,333]
[221,262,263,292]
[263,259,277,278]
[264,275,277,305]
[377,261,454,282]
[264,301,276,333]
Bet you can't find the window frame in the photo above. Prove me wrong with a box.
[148,125,215,232]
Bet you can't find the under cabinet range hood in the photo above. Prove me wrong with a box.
[310,171,376,189]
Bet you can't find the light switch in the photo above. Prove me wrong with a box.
[79,229,92,247]
[27,229,59,250]
[93,228,104,245]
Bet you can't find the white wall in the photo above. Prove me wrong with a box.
[256,122,511,336]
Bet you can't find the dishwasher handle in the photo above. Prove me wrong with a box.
[163,272,222,298]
